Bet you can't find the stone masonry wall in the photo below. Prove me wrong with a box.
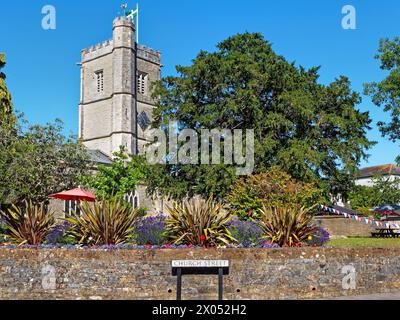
[0,248,399,300]
[314,216,374,237]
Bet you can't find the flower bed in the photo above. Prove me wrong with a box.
[1,197,330,248]
[0,242,280,250]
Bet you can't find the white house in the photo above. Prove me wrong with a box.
[355,164,400,187]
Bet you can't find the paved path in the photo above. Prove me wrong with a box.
[331,292,400,300]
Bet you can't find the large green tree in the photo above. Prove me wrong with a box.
[1,119,90,204]
[147,33,374,200]
[0,53,89,204]
[0,53,15,128]
[0,52,18,204]
[365,37,400,163]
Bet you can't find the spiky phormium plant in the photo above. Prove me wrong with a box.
[165,197,235,247]
[259,205,316,247]
[0,200,55,245]
[65,200,139,245]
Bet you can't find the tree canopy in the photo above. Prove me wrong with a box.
[0,118,90,204]
[348,175,400,214]
[81,146,148,201]
[0,53,15,128]
[364,37,400,163]
[226,166,326,220]
[148,33,374,200]
[0,53,89,204]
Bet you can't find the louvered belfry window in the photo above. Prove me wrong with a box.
[137,71,148,95]
[95,70,104,93]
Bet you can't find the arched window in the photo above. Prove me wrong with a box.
[137,71,148,95]
[64,200,81,216]
[124,191,139,209]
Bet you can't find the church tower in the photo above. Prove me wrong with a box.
[79,16,161,158]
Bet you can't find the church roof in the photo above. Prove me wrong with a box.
[86,149,113,166]
[357,164,400,179]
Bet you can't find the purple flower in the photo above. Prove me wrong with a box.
[0,216,9,243]
[258,240,280,248]
[228,220,264,247]
[306,227,330,247]
[0,243,283,250]
[132,215,167,246]
[45,222,74,245]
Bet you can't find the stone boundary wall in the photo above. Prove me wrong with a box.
[314,216,374,237]
[0,248,399,300]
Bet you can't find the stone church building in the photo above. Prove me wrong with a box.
[79,15,161,157]
[74,15,164,213]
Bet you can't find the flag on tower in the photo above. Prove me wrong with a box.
[126,3,140,43]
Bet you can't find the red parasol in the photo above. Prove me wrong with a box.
[49,188,96,202]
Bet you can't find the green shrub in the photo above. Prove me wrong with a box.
[137,207,149,217]
[0,216,8,243]
[227,166,324,220]
[259,205,316,247]
[348,175,400,211]
[165,197,235,247]
[0,200,55,245]
[347,185,377,211]
[65,200,139,245]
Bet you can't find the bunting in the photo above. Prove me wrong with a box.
[319,205,400,229]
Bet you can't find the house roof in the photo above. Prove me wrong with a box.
[357,164,400,179]
[333,205,367,217]
[86,149,113,166]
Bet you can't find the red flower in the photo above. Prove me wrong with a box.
[291,243,303,248]
[200,235,206,242]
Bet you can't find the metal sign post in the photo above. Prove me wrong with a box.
[171,260,230,301]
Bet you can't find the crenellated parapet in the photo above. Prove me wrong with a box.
[81,39,113,62]
[113,16,134,29]
[137,45,161,64]
[80,39,161,64]
[81,15,161,65]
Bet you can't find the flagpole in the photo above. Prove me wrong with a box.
[125,3,139,44]
[136,2,139,44]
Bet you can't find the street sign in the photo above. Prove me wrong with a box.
[171,260,230,300]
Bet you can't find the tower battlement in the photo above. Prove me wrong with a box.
[137,45,161,64]
[82,39,113,54]
[81,39,113,62]
[113,16,134,28]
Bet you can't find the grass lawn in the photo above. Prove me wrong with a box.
[328,237,400,248]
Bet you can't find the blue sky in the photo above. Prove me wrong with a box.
[0,0,399,167]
